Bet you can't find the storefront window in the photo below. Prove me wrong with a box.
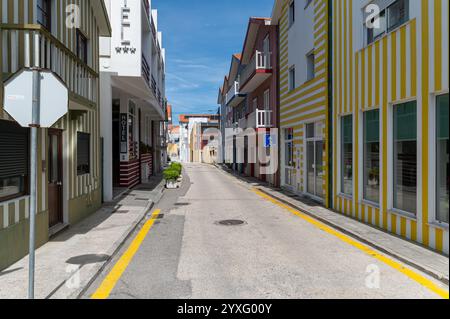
[436,94,449,223]
[393,101,417,214]
[341,116,353,196]
[364,110,380,203]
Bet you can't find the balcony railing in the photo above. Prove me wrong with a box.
[256,109,273,128]
[239,51,272,88]
[1,25,98,104]
[226,81,240,105]
[142,54,151,86]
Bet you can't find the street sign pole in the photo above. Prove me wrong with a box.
[3,67,68,299]
[28,69,41,299]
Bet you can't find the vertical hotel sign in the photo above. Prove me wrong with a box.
[116,0,136,54]
[120,114,128,155]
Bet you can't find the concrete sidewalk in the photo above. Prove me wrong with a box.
[216,164,449,285]
[0,177,165,299]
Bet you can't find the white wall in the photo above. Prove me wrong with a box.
[288,1,315,87]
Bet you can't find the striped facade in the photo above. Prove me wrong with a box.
[332,0,449,254]
[0,0,110,270]
[275,0,330,206]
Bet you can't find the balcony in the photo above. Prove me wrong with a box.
[255,109,273,128]
[239,51,272,94]
[226,81,246,107]
[1,25,98,104]
[246,109,273,129]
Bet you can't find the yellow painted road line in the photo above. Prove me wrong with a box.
[91,209,161,299]
[251,188,449,299]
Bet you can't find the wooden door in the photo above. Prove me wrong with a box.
[48,129,63,227]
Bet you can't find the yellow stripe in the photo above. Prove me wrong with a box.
[435,228,443,253]
[410,20,417,96]
[400,26,407,99]
[391,33,397,102]
[434,0,442,91]
[252,188,449,299]
[91,209,161,299]
[400,217,407,237]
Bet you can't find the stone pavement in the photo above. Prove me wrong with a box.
[0,176,165,299]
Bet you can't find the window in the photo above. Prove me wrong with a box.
[365,0,409,45]
[284,128,294,186]
[76,29,88,64]
[306,52,315,81]
[393,101,417,214]
[77,132,90,176]
[289,66,296,92]
[37,0,51,30]
[289,1,295,27]
[363,109,380,203]
[436,94,449,223]
[341,115,353,196]
[0,120,29,201]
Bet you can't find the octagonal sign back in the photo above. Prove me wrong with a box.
[3,69,69,128]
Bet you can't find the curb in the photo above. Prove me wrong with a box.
[255,187,449,286]
[73,180,166,299]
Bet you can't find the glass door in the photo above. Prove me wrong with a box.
[305,123,324,199]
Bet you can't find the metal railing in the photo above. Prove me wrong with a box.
[239,51,272,88]
[256,109,273,128]
[226,81,240,105]
[142,54,151,86]
[1,25,98,103]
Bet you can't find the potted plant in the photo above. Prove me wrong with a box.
[163,162,183,189]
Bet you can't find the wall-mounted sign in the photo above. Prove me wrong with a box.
[116,0,136,54]
[120,113,128,154]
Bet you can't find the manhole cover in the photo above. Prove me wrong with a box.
[216,220,246,226]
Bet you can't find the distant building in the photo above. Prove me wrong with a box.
[178,114,220,163]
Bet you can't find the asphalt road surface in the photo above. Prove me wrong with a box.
[84,163,448,299]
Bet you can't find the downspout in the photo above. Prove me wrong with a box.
[327,0,333,209]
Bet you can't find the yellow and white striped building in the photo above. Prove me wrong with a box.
[272,0,331,206]
[0,0,111,270]
[332,0,449,254]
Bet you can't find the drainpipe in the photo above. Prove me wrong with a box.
[327,0,333,209]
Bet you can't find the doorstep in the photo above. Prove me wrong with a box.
[0,177,165,299]
[216,164,450,285]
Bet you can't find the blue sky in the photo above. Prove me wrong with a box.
[152,0,274,124]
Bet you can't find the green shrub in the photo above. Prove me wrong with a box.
[170,162,182,175]
[163,169,180,181]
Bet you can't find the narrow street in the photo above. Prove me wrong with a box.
[84,163,447,299]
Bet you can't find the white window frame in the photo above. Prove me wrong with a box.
[388,98,418,220]
[282,128,295,189]
[430,91,450,227]
[364,0,410,46]
[289,0,295,28]
[338,114,354,198]
[304,121,325,202]
[361,108,381,207]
